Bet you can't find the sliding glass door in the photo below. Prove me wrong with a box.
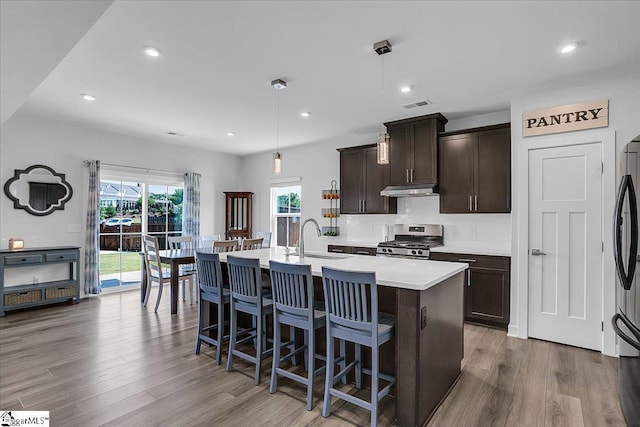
[98,178,183,290]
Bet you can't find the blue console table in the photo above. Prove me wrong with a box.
[0,246,80,316]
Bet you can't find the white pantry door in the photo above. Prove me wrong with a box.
[528,142,603,350]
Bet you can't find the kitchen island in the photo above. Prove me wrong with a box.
[218,247,467,427]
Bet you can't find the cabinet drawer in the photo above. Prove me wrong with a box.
[328,245,352,254]
[4,254,43,265]
[45,251,78,262]
[430,252,510,270]
[352,247,377,256]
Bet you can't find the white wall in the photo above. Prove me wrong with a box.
[239,112,513,253]
[0,112,241,290]
[509,61,640,355]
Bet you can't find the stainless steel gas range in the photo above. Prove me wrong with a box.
[376,224,443,259]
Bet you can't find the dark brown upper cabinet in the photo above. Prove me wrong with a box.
[384,113,448,186]
[338,145,397,214]
[439,123,511,213]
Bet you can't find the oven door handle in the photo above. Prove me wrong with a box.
[612,313,640,351]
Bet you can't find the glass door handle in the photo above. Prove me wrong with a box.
[531,249,547,256]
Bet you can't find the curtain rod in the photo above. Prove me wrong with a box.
[83,160,195,176]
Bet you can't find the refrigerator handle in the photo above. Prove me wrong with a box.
[612,313,640,351]
[613,175,638,291]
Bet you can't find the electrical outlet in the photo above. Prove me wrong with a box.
[420,306,427,329]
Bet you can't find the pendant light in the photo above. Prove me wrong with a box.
[377,133,390,164]
[374,40,392,165]
[272,78,287,175]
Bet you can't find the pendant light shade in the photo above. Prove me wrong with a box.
[273,152,282,175]
[272,78,286,175]
[377,133,390,164]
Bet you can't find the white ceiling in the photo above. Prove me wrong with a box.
[8,1,640,155]
[0,0,112,124]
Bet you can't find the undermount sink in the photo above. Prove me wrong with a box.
[296,252,351,260]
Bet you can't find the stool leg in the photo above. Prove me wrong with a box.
[195,295,203,354]
[371,345,379,427]
[303,329,309,371]
[290,325,297,366]
[322,336,335,417]
[216,301,224,365]
[339,339,347,384]
[226,304,237,372]
[355,343,362,389]
[306,327,315,411]
[255,313,263,385]
[269,313,281,393]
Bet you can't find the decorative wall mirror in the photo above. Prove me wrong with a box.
[3,165,73,216]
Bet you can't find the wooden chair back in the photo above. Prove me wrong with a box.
[242,238,264,251]
[213,239,239,253]
[168,236,194,250]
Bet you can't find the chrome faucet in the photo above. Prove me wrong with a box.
[298,218,321,258]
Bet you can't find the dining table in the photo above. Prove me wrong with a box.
[140,248,201,315]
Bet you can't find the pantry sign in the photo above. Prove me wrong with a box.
[522,99,609,137]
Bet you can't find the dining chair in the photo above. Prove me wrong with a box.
[142,235,191,313]
[213,239,239,253]
[200,234,221,251]
[268,260,327,410]
[321,266,396,427]
[241,238,264,251]
[255,231,272,248]
[225,255,274,385]
[168,236,196,304]
[194,251,230,365]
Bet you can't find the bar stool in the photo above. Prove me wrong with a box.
[321,266,396,427]
[268,261,326,410]
[225,255,273,385]
[194,252,229,365]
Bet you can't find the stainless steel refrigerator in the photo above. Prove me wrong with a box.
[612,138,640,427]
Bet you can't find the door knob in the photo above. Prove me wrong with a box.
[531,249,547,256]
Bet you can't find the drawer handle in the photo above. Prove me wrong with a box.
[355,251,370,255]
[18,291,28,295]
[58,256,64,259]
[331,249,344,253]
[22,258,27,262]
[458,258,477,263]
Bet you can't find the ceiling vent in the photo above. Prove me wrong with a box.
[403,100,432,109]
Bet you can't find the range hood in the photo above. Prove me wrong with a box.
[380,183,438,197]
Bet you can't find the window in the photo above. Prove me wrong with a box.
[271,181,301,247]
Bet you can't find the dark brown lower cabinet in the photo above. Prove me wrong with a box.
[430,252,510,328]
[327,245,377,256]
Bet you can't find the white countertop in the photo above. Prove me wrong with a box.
[218,248,467,292]
[430,246,512,257]
[325,240,379,248]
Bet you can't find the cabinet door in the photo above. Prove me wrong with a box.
[466,267,510,326]
[476,127,511,213]
[363,147,394,213]
[340,150,364,214]
[411,119,438,184]
[388,124,411,185]
[439,134,474,213]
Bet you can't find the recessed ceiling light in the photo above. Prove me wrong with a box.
[226,131,236,136]
[81,93,96,101]
[400,86,412,93]
[300,111,311,118]
[143,45,161,57]
[559,43,577,54]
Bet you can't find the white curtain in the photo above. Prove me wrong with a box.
[182,172,201,246]
[84,160,101,294]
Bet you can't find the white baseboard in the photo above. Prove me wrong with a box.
[507,324,519,338]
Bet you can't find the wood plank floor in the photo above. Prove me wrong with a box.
[0,290,626,426]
